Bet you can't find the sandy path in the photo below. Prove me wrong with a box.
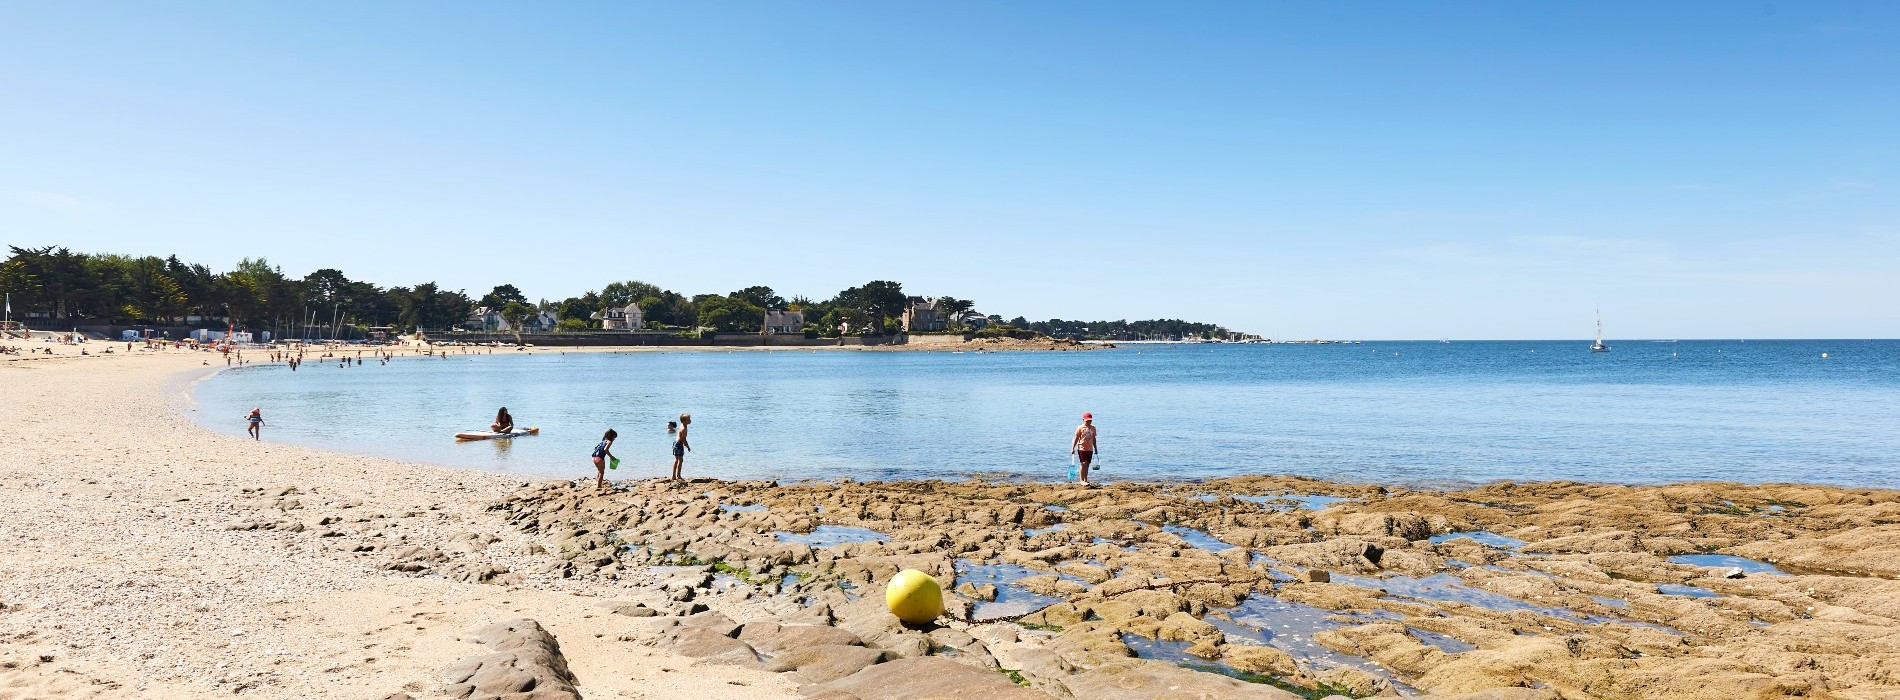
[0,347,798,699]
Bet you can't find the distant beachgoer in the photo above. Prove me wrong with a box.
[246,408,265,440]
[591,429,618,492]
[1071,412,1098,485]
[670,414,691,482]
[491,407,514,434]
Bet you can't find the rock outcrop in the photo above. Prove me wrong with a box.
[441,619,579,700]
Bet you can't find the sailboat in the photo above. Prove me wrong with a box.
[1590,309,1611,353]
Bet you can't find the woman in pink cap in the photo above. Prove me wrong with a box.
[1071,412,1098,485]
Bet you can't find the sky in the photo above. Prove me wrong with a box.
[2,2,1896,339]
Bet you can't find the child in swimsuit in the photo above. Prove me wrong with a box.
[246,408,264,441]
[590,429,617,492]
[669,414,691,482]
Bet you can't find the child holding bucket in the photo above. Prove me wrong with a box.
[590,429,618,492]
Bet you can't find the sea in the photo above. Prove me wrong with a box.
[190,340,1900,489]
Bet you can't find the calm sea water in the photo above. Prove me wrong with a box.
[191,341,1900,488]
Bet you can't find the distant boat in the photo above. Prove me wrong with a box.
[1590,309,1611,353]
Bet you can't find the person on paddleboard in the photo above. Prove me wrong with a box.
[1071,412,1098,486]
[591,429,617,492]
[491,407,515,434]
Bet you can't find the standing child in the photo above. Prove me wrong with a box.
[590,429,617,492]
[669,414,691,482]
[245,408,265,441]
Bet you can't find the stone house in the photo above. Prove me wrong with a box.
[762,309,805,334]
[901,297,947,332]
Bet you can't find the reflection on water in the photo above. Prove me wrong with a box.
[1666,554,1788,576]
[1025,523,1069,538]
[1333,572,1681,633]
[1161,525,1234,552]
[1409,628,1477,654]
[1429,531,1527,549]
[775,525,888,548]
[954,559,1066,619]
[1235,494,1354,511]
[194,341,1900,487]
[1657,583,1721,598]
[1210,597,1397,669]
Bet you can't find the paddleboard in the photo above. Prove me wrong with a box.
[455,426,540,441]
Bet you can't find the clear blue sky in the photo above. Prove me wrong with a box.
[3,2,1895,338]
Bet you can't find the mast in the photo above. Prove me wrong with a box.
[1595,308,1603,344]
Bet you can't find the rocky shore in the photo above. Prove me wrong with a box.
[4,347,1898,699]
[493,476,1900,699]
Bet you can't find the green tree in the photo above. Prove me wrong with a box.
[600,280,663,307]
[694,295,764,333]
[554,292,601,328]
[500,300,533,342]
[822,280,905,332]
[730,286,784,310]
[480,284,528,310]
[935,296,974,329]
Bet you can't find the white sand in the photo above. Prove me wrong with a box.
[0,345,799,699]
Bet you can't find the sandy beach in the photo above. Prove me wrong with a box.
[0,345,802,699]
[7,343,1900,700]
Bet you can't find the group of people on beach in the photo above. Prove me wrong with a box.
[581,411,1095,490]
[589,413,691,491]
[236,376,1100,489]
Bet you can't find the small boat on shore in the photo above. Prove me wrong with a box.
[455,426,540,441]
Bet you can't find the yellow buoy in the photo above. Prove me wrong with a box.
[885,569,944,625]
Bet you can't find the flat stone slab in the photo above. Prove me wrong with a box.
[805,656,1049,700]
[1063,659,1303,700]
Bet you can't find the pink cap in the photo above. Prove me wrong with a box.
[1082,412,1092,420]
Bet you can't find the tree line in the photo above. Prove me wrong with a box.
[1,245,1231,339]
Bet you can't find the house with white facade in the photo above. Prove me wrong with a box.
[592,303,644,331]
[467,307,503,332]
